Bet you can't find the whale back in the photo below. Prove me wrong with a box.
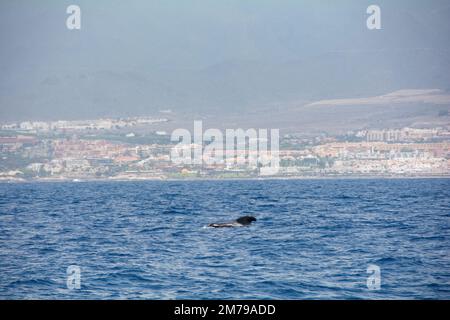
[236,216,257,225]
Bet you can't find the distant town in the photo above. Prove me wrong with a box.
[0,117,449,181]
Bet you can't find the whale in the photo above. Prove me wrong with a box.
[208,216,256,228]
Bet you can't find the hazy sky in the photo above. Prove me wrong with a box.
[1,0,450,121]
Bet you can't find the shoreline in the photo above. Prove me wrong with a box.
[1,175,450,183]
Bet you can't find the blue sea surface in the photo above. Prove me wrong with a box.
[0,179,449,299]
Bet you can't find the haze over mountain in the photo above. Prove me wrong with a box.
[1,0,449,132]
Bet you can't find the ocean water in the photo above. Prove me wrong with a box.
[0,179,449,300]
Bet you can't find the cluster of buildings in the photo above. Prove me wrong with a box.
[360,127,448,142]
[0,117,168,132]
[0,120,449,181]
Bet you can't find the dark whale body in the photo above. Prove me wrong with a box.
[208,216,257,228]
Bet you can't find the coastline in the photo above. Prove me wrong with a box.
[1,174,449,183]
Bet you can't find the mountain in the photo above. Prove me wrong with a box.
[1,0,450,131]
